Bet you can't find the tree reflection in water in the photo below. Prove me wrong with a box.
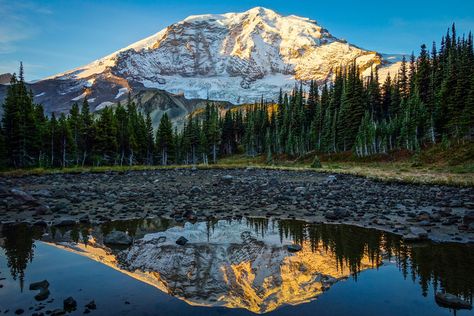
[1,224,39,291]
[0,218,473,305]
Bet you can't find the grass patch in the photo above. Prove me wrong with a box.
[2,144,473,187]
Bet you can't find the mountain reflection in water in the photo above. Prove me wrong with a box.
[1,218,473,314]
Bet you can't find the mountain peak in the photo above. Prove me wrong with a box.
[245,6,279,17]
[46,7,400,106]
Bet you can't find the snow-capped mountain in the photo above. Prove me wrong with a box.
[0,7,401,125]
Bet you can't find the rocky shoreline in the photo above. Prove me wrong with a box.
[1,168,473,243]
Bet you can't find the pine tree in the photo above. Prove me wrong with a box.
[156,113,173,165]
[145,112,154,165]
[58,113,72,168]
[79,98,93,166]
[68,103,80,165]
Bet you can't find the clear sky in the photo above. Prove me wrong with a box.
[1,0,473,80]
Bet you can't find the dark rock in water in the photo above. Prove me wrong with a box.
[435,292,472,309]
[15,309,24,315]
[29,280,49,291]
[85,300,97,310]
[287,244,302,252]
[63,297,77,311]
[104,231,132,245]
[34,288,50,301]
[176,236,188,246]
[51,308,66,316]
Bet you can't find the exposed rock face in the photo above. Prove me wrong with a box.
[0,7,401,120]
[0,73,13,85]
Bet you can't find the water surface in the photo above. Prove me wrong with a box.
[0,218,473,315]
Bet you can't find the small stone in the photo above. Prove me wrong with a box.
[15,309,24,315]
[220,175,234,184]
[325,175,337,184]
[176,236,188,246]
[190,186,202,194]
[464,210,474,225]
[287,244,302,252]
[294,187,306,194]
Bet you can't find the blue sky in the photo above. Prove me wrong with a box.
[1,0,473,80]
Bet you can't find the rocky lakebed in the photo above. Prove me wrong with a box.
[1,168,473,243]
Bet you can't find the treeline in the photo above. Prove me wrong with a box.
[239,24,473,159]
[0,25,472,169]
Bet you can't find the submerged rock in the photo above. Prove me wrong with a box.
[104,231,133,245]
[63,297,77,311]
[85,300,97,310]
[51,308,66,316]
[29,280,50,301]
[435,292,472,309]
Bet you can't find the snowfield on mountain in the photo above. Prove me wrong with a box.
[50,7,401,104]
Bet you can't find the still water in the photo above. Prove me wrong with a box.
[0,218,473,315]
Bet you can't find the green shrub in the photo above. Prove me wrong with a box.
[311,155,322,168]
